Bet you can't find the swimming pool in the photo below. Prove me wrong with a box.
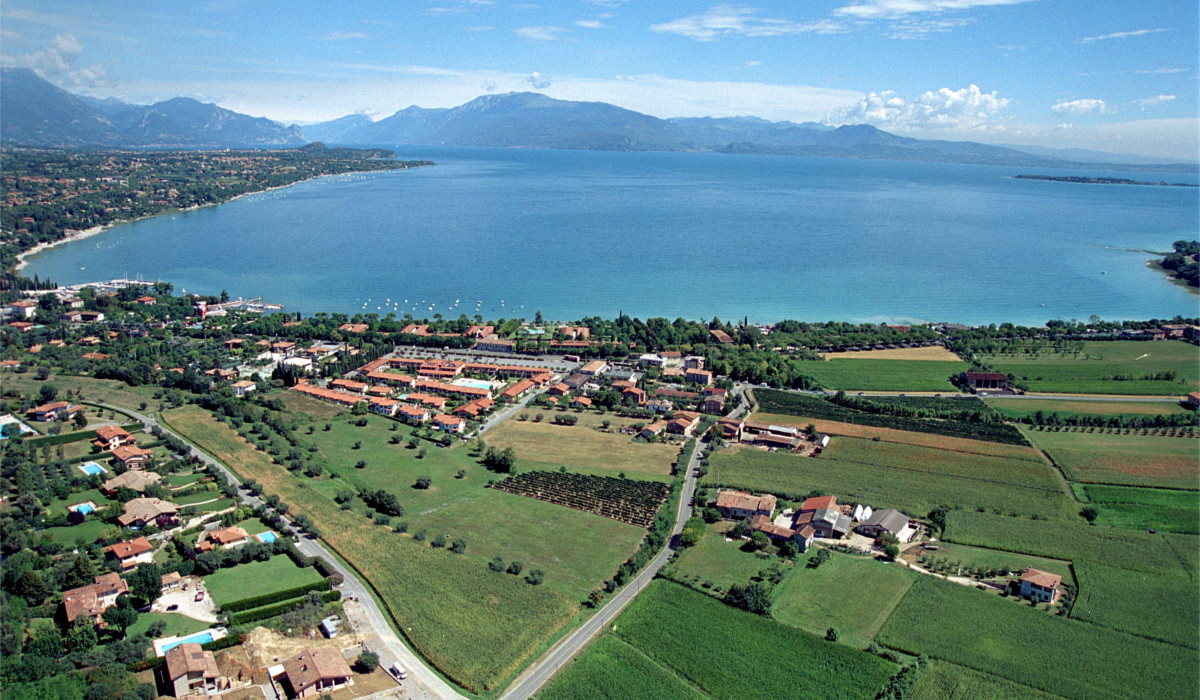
[78,462,107,476]
[256,531,278,543]
[70,502,96,515]
[159,630,215,653]
[453,379,492,390]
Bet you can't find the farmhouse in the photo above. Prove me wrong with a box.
[112,444,155,469]
[855,508,914,542]
[716,418,743,440]
[163,643,220,697]
[105,536,154,570]
[571,396,593,409]
[102,469,162,495]
[807,508,852,539]
[963,371,1009,391]
[117,497,179,527]
[1019,568,1063,604]
[715,490,777,520]
[750,433,798,450]
[93,425,135,451]
[280,648,354,699]
[640,421,667,439]
[665,411,701,436]
[59,573,129,625]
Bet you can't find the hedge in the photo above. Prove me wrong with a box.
[221,578,332,613]
[228,590,342,627]
[24,429,99,448]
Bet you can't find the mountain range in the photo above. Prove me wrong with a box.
[1,67,1190,169]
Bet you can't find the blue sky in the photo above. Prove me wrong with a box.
[2,1,1197,158]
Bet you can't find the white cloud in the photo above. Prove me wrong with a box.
[834,84,1010,132]
[527,72,551,89]
[514,25,566,41]
[887,17,972,39]
[650,5,844,41]
[1051,98,1108,115]
[1134,67,1186,75]
[744,60,762,67]
[833,0,1033,20]
[575,20,606,29]
[1135,94,1175,108]
[6,32,109,88]
[319,31,370,41]
[1078,27,1169,44]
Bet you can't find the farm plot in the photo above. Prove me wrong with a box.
[489,471,669,527]
[943,510,1194,575]
[1072,562,1198,649]
[275,389,348,422]
[1079,484,1199,534]
[978,339,1199,395]
[752,390,1028,445]
[792,358,969,392]
[878,575,1198,699]
[1025,429,1199,490]
[820,346,964,362]
[485,410,680,476]
[771,552,917,649]
[705,440,1076,520]
[536,635,707,700]
[668,525,780,593]
[986,397,1190,419]
[912,660,1073,700]
[613,580,896,700]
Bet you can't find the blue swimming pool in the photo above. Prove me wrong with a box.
[72,503,96,515]
[256,531,278,543]
[160,631,215,652]
[454,379,492,390]
[78,462,106,476]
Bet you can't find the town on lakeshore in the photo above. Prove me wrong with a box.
[0,147,1198,700]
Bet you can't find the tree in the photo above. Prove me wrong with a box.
[883,543,901,561]
[489,556,505,572]
[355,650,379,672]
[102,596,139,638]
[507,561,523,575]
[526,569,544,585]
[724,583,770,615]
[431,534,447,548]
[414,476,431,489]
[38,383,59,403]
[73,409,89,430]
[1080,506,1098,522]
[825,627,839,642]
[129,563,163,605]
[14,570,47,604]
[749,531,770,551]
[450,538,467,554]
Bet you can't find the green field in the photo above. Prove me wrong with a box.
[44,488,115,518]
[1079,484,1199,534]
[912,660,1070,700]
[2,372,158,413]
[611,580,897,700]
[536,635,707,700]
[793,358,969,392]
[979,340,1199,395]
[204,555,325,607]
[910,541,1073,581]
[878,575,1198,699]
[1071,562,1198,649]
[771,552,917,648]
[987,397,1190,419]
[41,518,110,545]
[1025,429,1198,490]
[705,437,1075,520]
[669,525,782,593]
[127,612,212,640]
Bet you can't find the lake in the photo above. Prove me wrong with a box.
[22,147,1199,325]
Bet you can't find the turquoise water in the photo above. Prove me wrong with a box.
[256,531,278,543]
[78,462,106,476]
[454,379,493,390]
[160,630,215,652]
[23,147,1199,324]
[71,502,95,514]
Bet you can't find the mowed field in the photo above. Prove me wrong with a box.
[979,339,1200,395]
[705,437,1076,520]
[793,358,969,392]
[669,525,782,593]
[204,555,324,607]
[485,408,680,475]
[1025,428,1199,490]
[986,396,1191,419]
[771,552,917,649]
[161,405,600,692]
[540,580,897,700]
[750,411,1035,457]
[878,575,1198,699]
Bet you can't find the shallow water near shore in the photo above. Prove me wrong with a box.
[22,146,1200,324]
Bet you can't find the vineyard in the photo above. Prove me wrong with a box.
[752,390,1029,446]
[489,471,669,528]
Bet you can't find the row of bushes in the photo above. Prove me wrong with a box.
[227,590,341,626]
[220,578,333,613]
[23,429,100,448]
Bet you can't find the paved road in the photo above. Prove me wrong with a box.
[98,402,466,700]
[498,437,705,700]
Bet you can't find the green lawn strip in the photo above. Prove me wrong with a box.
[127,612,212,640]
[943,510,1190,574]
[183,498,236,513]
[1071,562,1199,649]
[171,490,226,506]
[705,445,1076,521]
[203,555,324,607]
[44,488,116,517]
[979,339,1199,395]
[535,635,710,700]
[1025,429,1199,490]
[165,473,207,487]
[668,526,781,593]
[793,358,969,392]
[986,397,1190,419]
[232,518,272,536]
[771,551,917,648]
[912,660,1067,700]
[912,541,1073,581]
[878,575,1198,699]
[1081,484,1199,534]
[613,580,896,700]
[41,518,109,545]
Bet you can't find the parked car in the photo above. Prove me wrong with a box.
[389,663,408,680]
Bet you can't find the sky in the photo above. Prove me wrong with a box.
[2,0,1197,159]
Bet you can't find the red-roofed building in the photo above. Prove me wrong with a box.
[27,401,83,422]
[339,323,369,334]
[1019,567,1063,603]
[499,379,536,401]
[59,573,128,625]
[715,490,777,520]
[369,397,401,416]
[105,536,154,570]
[330,378,368,394]
[112,444,154,469]
[547,383,571,397]
[433,414,465,434]
[709,329,734,344]
[800,495,837,512]
[93,425,134,451]
[398,404,431,424]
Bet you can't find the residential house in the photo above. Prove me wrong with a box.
[716,418,743,441]
[571,396,593,409]
[367,370,417,388]
[1019,567,1063,604]
[660,351,683,368]
[8,300,36,319]
[637,353,665,368]
[93,425,135,451]
[709,329,734,344]
[640,421,667,439]
[666,411,701,436]
[562,373,590,390]
[701,391,725,414]
[807,508,852,539]
[232,380,257,397]
[454,398,494,419]
[580,360,608,376]
[855,508,913,542]
[499,379,536,401]
[59,573,129,625]
[621,386,647,405]
[134,295,157,305]
[466,325,495,338]
[647,399,673,414]
[685,368,713,386]
[196,526,250,552]
[339,323,369,334]
[330,378,368,394]
[800,495,837,512]
[161,572,183,592]
[27,401,83,422]
[398,405,431,425]
[715,490,777,520]
[105,536,155,570]
[559,325,591,340]
[112,444,155,469]
[164,643,219,697]
[271,341,296,357]
[963,371,1008,391]
[433,414,465,434]
[280,648,354,699]
[102,470,162,495]
[547,383,571,397]
[117,497,179,527]
[405,393,447,409]
[369,397,400,416]
[684,355,705,370]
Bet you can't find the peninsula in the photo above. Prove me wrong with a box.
[1013,174,1199,187]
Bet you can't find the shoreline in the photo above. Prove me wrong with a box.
[1146,258,1200,297]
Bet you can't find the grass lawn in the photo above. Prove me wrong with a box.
[771,551,916,648]
[705,437,1076,520]
[203,555,325,607]
[274,389,348,422]
[33,438,97,463]
[486,408,680,476]
[908,541,1073,581]
[41,518,109,545]
[912,660,1067,700]
[668,524,782,593]
[986,397,1190,419]
[233,518,272,536]
[1079,484,1199,534]
[127,612,212,640]
[44,488,115,518]
[979,339,1200,395]
[1024,428,1199,490]
[165,473,207,488]
[536,635,707,700]
[792,358,969,392]
[171,490,225,506]
[2,373,158,413]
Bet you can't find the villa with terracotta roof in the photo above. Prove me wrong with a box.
[105,536,155,570]
[59,573,129,625]
[112,444,155,469]
[27,401,83,422]
[368,397,401,416]
[232,379,256,397]
[93,425,135,451]
[640,420,667,439]
[292,382,367,407]
[330,378,368,394]
[163,643,220,697]
[118,497,179,527]
[715,490,777,520]
[196,526,250,552]
[709,329,734,344]
[621,386,647,405]
[339,322,369,334]
[579,360,608,376]
[685,368,713,386]
[559,325,590,340]
[454,397,495,419]
[800,495,838,512]
[546,383,571,397]
[499,379,536,400]
[1019,567,1063,603]
[280,648,354,698]
[404,393,447,409]
[271,341,296,356]
[102,469,162,495]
